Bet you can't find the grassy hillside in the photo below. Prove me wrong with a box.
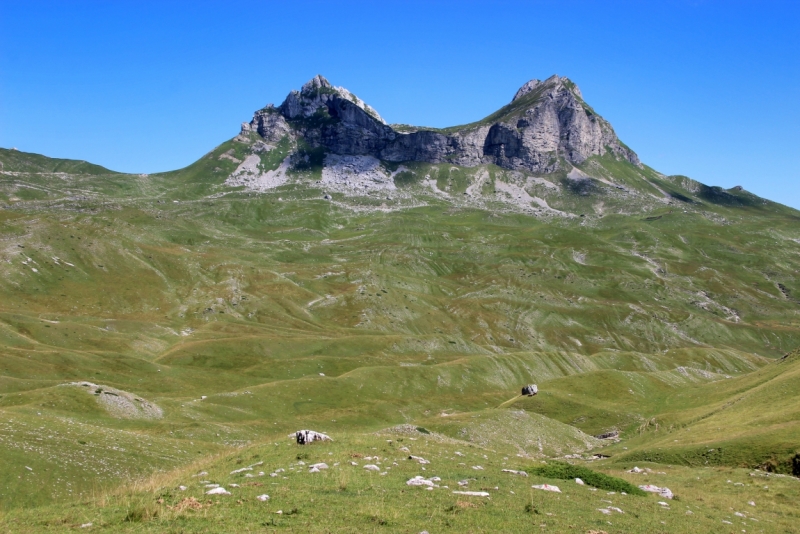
[0,148,115,175]
[1,147,799,531]
[2,427,798,532]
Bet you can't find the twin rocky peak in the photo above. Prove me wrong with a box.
[240,74,640,175]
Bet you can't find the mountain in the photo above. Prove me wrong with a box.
[168,74,769,219]
[1,75,799,531]
[242,74,638,172]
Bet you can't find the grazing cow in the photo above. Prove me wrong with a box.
[521,384,538,396]
[294,429,332,444]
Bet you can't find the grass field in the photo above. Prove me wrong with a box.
[2,427,798,533]
[1,143,799,531]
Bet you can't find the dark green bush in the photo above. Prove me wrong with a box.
[528,461,646,496]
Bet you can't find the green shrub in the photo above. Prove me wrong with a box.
[528,461,646,496]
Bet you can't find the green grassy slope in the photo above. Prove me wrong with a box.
[2,427,798,533]
[0,148,115,175]
[1,146,799,531]
[611,351,800,472]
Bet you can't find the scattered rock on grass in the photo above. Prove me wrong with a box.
[206,487,231,495]
[364,464,380,471]
[452,491,490,497]
[230,467,252,474]
[407,476,435,487]
[532,484,561,493]
[639,484,673,499]
[502,469,528,477]
[256,494,269,501]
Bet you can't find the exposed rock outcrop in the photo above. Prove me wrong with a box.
[594,430,620,440]
[240,74,640,175]
[294,429,332,444]
[65,381,163,419]
[522,384,538,396]
[240,106,292,144]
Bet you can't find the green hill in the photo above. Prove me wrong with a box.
[0,148,116,175]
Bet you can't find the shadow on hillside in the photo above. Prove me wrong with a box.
[668,191,694,203]
[561,177,597,196]
[697,185,758,207]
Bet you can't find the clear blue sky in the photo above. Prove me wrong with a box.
[1,1,798,207]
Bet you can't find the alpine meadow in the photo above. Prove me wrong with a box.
[1,74,799,533]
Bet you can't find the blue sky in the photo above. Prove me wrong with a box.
[1,1,798,207]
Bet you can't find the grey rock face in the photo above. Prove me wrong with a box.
[240,74,640,174]
[512,79,543,101]
[241,106,292,144]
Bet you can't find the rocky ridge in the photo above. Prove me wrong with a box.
[239,74,640,175]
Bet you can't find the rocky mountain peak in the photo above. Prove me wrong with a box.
[275,75,386,126]
[512,79,542,101]
[513,75,583,102]
[300,74,332,95]
[241,74,639,174]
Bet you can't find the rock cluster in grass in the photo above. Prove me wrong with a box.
[64,381,162,419]
[639,484,674,499]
